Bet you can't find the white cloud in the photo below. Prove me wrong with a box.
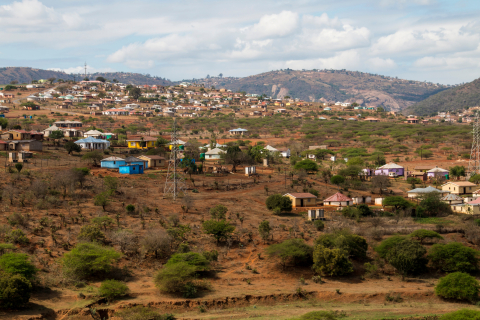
[48,66,116,74]
[242,11,300,39]
[368,57,397,70]
[413,56,480,70]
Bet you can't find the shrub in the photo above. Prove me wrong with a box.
[435,272,480,302]
[98,280,129,302]
[440,309,480,320]
[315,230,368,259]
[0,243,16,256]
[77,225,106,243]
[313,246,353,276]
[375,235,406,258]
[209,204,228,220]
[62,243,121,280]
[202,250,219,262]
[0,273,32,309]
[294,159,318,172]
[428,242,479,274]
[267,239,313,270]
[313,220,324,231]
[202,220,235,243]
[5,229,29,245]
[115,306,175,320]
[417,193,453,217]
[385,239,427,278]
[126,204,135,213]
[266,194,292,213]
[300,311,338,320]
[0,253,37,280]
[409,229,443,243]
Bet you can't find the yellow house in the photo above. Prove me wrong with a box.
[126,136,157,149]
[441,181,477,195]
[284,193,317,208]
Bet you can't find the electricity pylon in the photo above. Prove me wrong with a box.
[163,118,186,200]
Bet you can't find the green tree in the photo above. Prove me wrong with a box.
[209,204,228,221]
[82,150,104,166]
[375,235,406,258]
[382,196,411,210]
[0,273,32,309]
[428,242,479,273]
[435,272,479,302]
[49,130,64,146]
[129,87,142,100]
[78,225,106,243]
[98,280,129,302]
[315,230,368,259]
[0,253,37,280]
[202,220,235,244]
[258,220,272,244]
[440,309,480,320]
[449,165,466,180]
[65,141,82,154]
[385,239,427,279]
[409,229,443,244]
[94,192,110,211]
[417,193,452,217]
[371,175,391,194]
[62,243,121,280]
[266,239,312,270]
[266,194,292,213]
[313,246,353,276]
[14,163,22,173]
[294,159,319,172]
[104,176,119,195]
[330,175,345,186]
[470,174,480,184]
[96,76,106,82]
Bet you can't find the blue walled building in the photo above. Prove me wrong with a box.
[119,164,144,175]
[125,156,148,169]
[101,156,126,169]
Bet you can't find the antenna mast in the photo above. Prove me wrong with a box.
[164,118,186,200]
[84,62,87,79]
[468,112,480,177]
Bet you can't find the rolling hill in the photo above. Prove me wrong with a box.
[405,77,480,116]
[0,67,173,86]
[195,69,450,112]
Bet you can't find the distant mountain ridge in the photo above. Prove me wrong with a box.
[0,67,173,86]
[405,77,480,116]
[192,69,451,112]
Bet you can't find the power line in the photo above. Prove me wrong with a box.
[163,118,186,200]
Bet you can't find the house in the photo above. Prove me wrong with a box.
[54,120,83,128]
[8,140,42,152]
[229,128,248,136]
[374,162,404,177]
[406,117,419,124]
[364,117,380,123]
[84,130,104,139]
[407,186,449,199]
[441,194,464,205]
[0,140,8,151]
[1,130,31,140]
[138,155,166,168]
[205,147,225,160]
[43,125,83,138]
[126,136,156,149]
[323,193,353,207]
[452,198,480,214]
[101,157,126,169]
[414,165,435,172]
[277,147,291,158]
[441,181,477,195]
[427,166,449,179]
[29,131,43,141]
[74,137,110,150]
[284,193,317,208]
[102,108,129,116]
[119,164,144,175]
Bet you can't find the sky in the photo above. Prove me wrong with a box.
[0,0,479,85]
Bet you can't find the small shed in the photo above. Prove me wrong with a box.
[323,193,353,207]
[119,164,144,175]
[284,193,317,208]
[427,166,449,179]
[138,155,166,168]
[125,156,148,169]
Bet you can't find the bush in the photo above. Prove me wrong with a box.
[209,204,228,220]
[417,193,453,217]
[202,220,235,243]
[77,225,106,243]
[62,243,121,280]
[294,159,318,172]
[315,230,368,259]
[5,229,29,245]
[375,235,406,258]
[126,204,135,213]
[0,273,32,309]
[0,253,37,280]
[202,250,219,262]
[313,220,324,231]
[435,272,479,302]
[154,253,211,298]
[266,239,313,270]
[428,242,479,273]
[440,309,480,320]
[385,239,427,278]
[115,306,175,320]
[313,246,353,276]
[98,280,129,302]
[266,194,292,213]
[0,243,16,256]
[299,311,339,320]
[409,229,443,243]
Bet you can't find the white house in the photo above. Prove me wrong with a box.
[83,130,104,139]
[74,137,110,150]
[205,147,224,160]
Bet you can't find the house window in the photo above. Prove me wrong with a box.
[114,161,116,165]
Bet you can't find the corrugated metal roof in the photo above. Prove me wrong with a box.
[323,192,352,202]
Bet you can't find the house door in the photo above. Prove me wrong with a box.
[300,199,304,207]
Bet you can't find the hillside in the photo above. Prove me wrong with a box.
[406,77,480,116]
[0,67,173,86]
[196,69,449,112]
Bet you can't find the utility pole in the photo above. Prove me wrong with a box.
[84,62,87,79]
[468,112,480,177]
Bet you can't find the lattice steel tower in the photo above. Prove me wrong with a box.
[468,112,480,177]
[163,118,186,200]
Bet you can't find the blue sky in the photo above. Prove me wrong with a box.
[0,0,479,84]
